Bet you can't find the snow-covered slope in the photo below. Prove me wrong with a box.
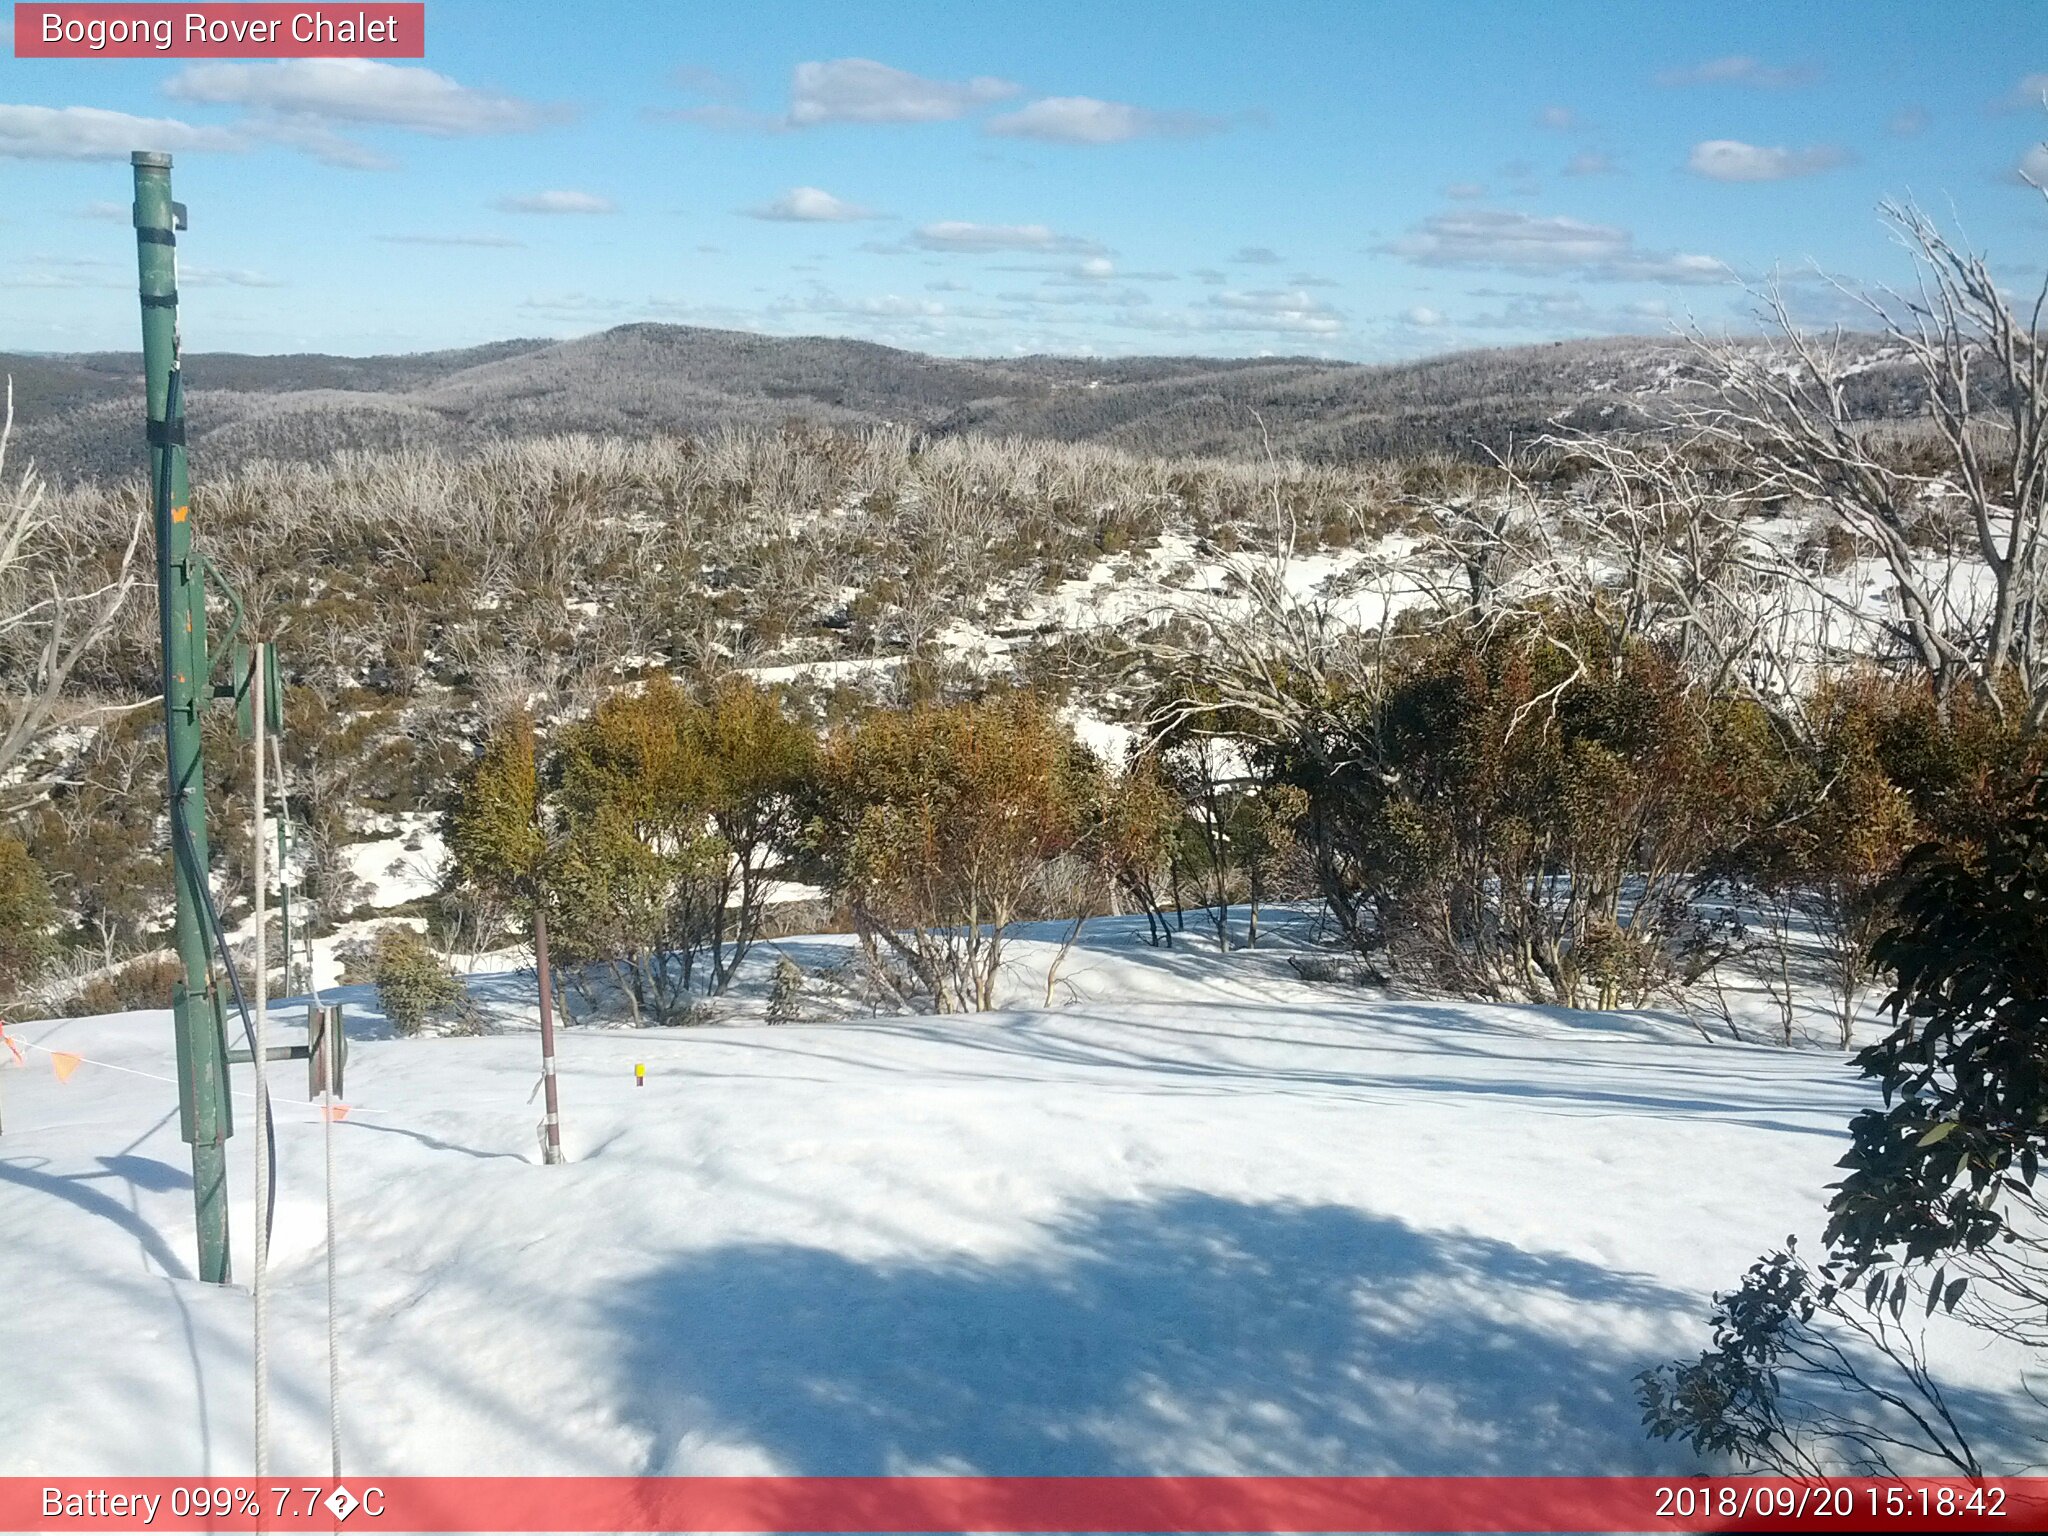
[0,917,2031,1477]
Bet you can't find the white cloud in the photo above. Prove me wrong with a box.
[166,60,564,136]
[657,104,790,133]
[1381,208,1732,285]
[1230,245,1283,264]
[1563,151,1618,176]
[1657,56,1814,89]
[519,292,630,320]
[181,265,284,288]
[909,221,1103,254]
[1536,105,1579,131]
[2019,143,2048,185]
[1105,290,1345,338]
[1454,288,1679,335]
[1213,287,1328,314]
[378,233,525,248]
[1686,139,1848,181]
[1208,289,1344,333]
[1889,106,1929,136]
[998,285,1151,310]
[78,200,130,221]
[1385,209,1628,268]
[0,104,241,160]
[1404,306,1444,326]
[743,186,880,222]
[788,59,1018,125]
[1610,252,1736,283]
[1996,73,2048,111]
[496,190,617,215]
[984,96,1228,144]
[239,116,395,169]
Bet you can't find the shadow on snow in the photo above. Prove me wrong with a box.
[599,1191,1702,1476]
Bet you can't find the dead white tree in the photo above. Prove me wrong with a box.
[1679,203,2048,731]
[0,381,148,805]
[1514,430,1828,739]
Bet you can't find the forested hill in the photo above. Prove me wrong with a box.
[4,323,1919,484]
[2,326,1706,482]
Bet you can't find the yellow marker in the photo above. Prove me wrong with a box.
[635,1062,646,1088]
[171,504,188,523]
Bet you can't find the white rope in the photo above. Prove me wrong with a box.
[321,1013,341,1478]
[280,730,344,1482]
[268,721,342,1479]
[250,642,271,1480]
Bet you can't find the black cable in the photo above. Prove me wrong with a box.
[155,363,276,1249]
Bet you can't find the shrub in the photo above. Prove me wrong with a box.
[1279,622,1780,1008]
[365,925,468,1037]
[0,836,57,996]
[547,675,815,1021]
[766,954,804,1023]
[805,692,1095,1011]
[1640,780,2048,1476]
[67,952,184,1016]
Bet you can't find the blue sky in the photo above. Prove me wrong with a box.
[4,0,2045,359]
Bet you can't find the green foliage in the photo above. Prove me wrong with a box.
[1638,1247,1818,1471]
[1279,621,1780,1007]
[766,954,804,1024]
[1831,777,2048,1273]
[0,835,57,993]
[444,711,548,907]
[23,717,169,960]
[806,693,1094,1011]
[1640,780,2048,1477]
[548,675,815,1019]
[363,925,468,1038]
[63,952,184,1017]
[1091,751,1185,947]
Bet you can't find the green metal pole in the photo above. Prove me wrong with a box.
[133,150,232,1285]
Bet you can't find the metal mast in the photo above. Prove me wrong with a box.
[134,150,233,1284]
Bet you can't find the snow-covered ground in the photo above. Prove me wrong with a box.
[0,913,2033,1477]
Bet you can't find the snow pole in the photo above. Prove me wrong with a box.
[251,641,271,1476]
[534,904,564,1165]
[134,150,234,1285]
[319,1001,342,1477]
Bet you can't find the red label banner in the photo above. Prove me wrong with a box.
[3,1477,2047,1533]
[12,4,425,58]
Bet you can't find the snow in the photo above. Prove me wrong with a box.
[339,813,445,912]
[0,912,2032,1477]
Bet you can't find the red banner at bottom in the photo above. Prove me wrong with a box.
[6,1476,2046,1533]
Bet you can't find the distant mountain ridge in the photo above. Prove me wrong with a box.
[0,322,1883,483]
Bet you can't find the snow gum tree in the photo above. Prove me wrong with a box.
[546,674,813,1020]
[1271,618,1780,1009]
[444,710,550,919]
[806,693,1094,1012]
